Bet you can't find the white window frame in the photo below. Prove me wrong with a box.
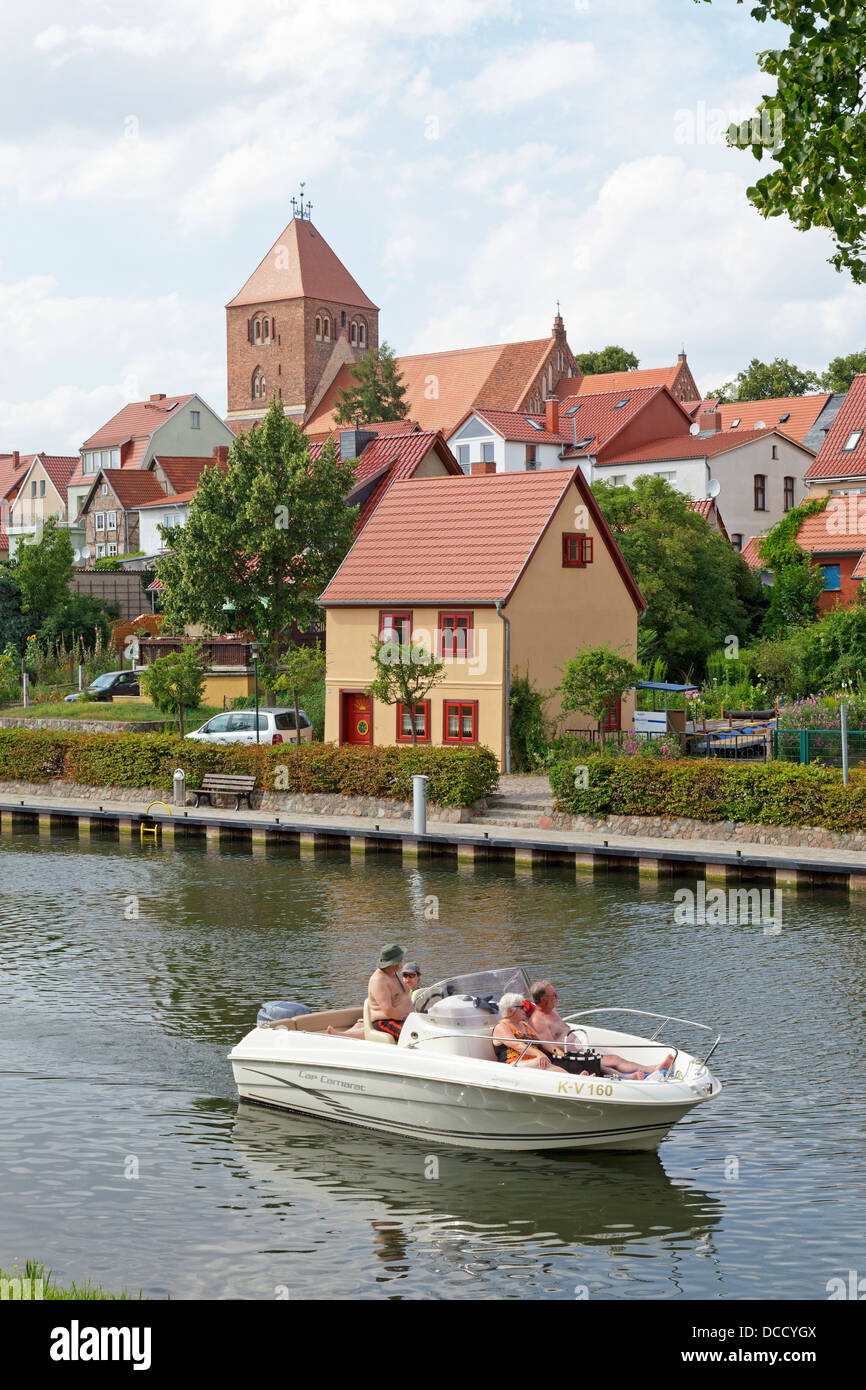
[107,510,117,529]
[95,543,105,558]
[107,542,118,556]
[95,512,105,531]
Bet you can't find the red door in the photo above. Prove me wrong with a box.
[342,693,373,745]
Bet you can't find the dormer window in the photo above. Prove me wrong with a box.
[843,430,863,452]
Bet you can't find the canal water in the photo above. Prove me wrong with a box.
[0,828,864,1301]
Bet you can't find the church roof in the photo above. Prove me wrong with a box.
[226,217,378,311]
[306,338,555,435]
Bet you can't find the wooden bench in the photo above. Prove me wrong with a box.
[193,773,257,810]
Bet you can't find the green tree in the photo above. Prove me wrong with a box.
[139,644,206,736]
[755,497,828,635]
[273,643,326,743]
[821,350,866,393]
[156,395,358,700]
[592,475,764,677]
[509,672,551,771]
[365,635,444,745]
[38,593,112,652]
[13,518,74,620]
[708,357,820,403]
[698,1,866,282]
[575,346,640,375]
[334,342,410,425]
[557,646,641,751]
[0,570,31,655]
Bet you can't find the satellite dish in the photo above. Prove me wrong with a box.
[707,478,721,498]
[689,422,701,436]
[755,420,767,430]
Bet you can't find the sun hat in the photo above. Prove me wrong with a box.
[401,961,421,975]
[378,943,405,968]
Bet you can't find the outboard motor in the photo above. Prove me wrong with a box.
[257,1000,311,1028]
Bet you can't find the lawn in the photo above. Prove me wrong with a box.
[0,700,224,728]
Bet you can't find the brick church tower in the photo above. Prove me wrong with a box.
[225,205,379,432]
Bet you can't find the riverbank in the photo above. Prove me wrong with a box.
[3,785,865,891]
[0,1260,140,1300]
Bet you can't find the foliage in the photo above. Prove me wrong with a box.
[37,592,112,652]
[777,694,866,729]
[798,599,866,692]
[12,518,75,619]
[592,476,764,675]
[557,645,641,750]
[755,496,828,634]
[0,644,20,704]
[155,396,358,698]
[272,643,326,742]
[0,1260,140,1301]
[708,356,820,402]
[334,342,410,425]
[138,645,207,736]
[0,730,499,807]
[698,0,866,283]
[549,754,866,833]
[821,350,866,393]
[508,672,551,772]
[365,636,445,745]
[574,345,639,375]
[0,569,31,655]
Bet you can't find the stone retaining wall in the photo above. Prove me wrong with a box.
[0,778,477,822]
[550,810,866,853]
[0,717,169,734]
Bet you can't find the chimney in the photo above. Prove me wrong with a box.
[545,397,560,434]
[213,445,230,466]
[339,426,378,461]
[149,393,166,402]
[12,450,19,468]
[700,409,721,434]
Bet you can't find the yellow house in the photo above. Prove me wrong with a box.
[319,468,645,768]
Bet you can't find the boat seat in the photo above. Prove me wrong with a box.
[363,999,397,1045]
[269,1006,362,1033]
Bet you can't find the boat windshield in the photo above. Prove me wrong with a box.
[413,966,531,1015]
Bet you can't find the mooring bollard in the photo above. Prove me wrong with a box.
[173,768,186,807]
[413,774,428,837]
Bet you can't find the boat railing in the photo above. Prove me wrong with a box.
[562,1008,721,1066]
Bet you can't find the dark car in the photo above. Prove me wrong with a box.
[64,670,141,702]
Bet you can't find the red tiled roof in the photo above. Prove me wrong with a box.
[797,501,866,557]
[0,527,8,552]
[0,452,34,501]
[717,395,829,440]
[226,217,378,311]
[137,487,197,510]
[462,408,565,445]
[576,365,682,394]
[740,537,766,570]
[306,418,421,444]
[805,375,866,479]
[557,386,676,454]
[306,338,555,436]
[38,455,79,496]
[82,472,167,511]
[687,497,730,542]
[602,427,810,467]
[320,468,644,611]
[81,395,195,450]
[150,454,227,492]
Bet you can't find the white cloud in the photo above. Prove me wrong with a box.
[461,39,599,114]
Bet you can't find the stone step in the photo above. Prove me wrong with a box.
[474,812,552,829]
[484,797,555,812]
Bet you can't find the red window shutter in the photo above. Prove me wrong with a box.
[246,318,251,342]
[271,317,276,337]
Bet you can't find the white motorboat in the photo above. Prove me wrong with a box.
[229,967,722,1153]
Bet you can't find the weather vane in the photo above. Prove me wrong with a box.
[291,181,313,220]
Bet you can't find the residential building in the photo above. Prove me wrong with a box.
[3,453,79,557]
[686,393,843,445]
[319,468,645,767]
[447,386,693,478]
[574,351,699,405]
[68,392,234,525]
[308,425,463,533]
[803,374,866,499]
[78,471,167,560]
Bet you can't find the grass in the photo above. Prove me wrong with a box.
[0,701,224,727]
[0,1258,143,1300]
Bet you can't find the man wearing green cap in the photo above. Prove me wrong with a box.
[368,944,413,1040]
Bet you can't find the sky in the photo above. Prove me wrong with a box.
[1,0,864,454]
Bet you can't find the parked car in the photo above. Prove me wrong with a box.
[64,670,141,702]
[185,707,313,746]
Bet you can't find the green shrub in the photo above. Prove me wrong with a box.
[0,731,499,808]
[549,755,866,833]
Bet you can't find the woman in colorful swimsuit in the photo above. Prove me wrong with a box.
[492,995,568,1072]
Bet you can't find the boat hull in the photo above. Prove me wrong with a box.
[229,1034,716,1152]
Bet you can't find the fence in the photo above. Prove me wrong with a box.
[685,730,770,761]
[773,728,866,769]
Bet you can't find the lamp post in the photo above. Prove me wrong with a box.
[248,641,263,743]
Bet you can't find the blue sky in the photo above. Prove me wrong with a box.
[1,0,864,452]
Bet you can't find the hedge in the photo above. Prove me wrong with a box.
[549,755,866,834]
[0,731,499,809]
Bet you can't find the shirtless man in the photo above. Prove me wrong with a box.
[528,980,675,1078]
[367,944,414,1040]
